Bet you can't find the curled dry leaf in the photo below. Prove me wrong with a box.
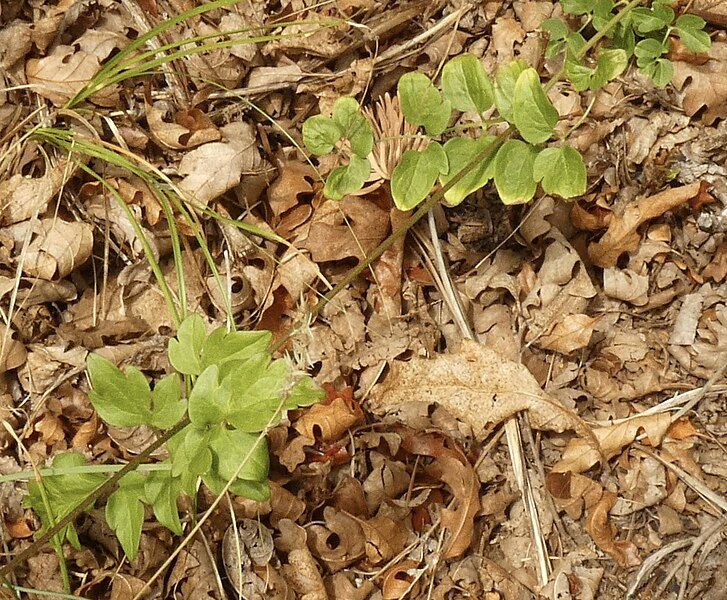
[546,471,603,520]
[369,340,590,440]
[276,519,328,600]
[381,560,421,600]
[588,182,702,267]
[325,572,375,600]
[294,387,363,442]
[145,103,220,150]
[537,314,597,354]
[427,456,480,559]
[357,515,408,565]
[552,413,671,474]
[0,325,26,374]
[307,508,365,571]
[585,491,641,567]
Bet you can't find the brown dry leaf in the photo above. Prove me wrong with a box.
[369,340,588,439]
[145,103,220,150]
[546,471,603,520]
[307,508,365,571]
[267,160,317,219]
[585,491,641,567]
[703,242,727,282]
[589,182,701,267]
[537,314,597,354]
[381,560,421,600]
[9,219,93,280]
[357,515,408,565]
[178,122,262,207]
[324,573,375,600]
[603,267,649,306]
[0,160,73,225]
[277,519,327,600]
[0,325,27,374]
[293,396,363,442]
[552,413,672,474]
[673,41,727,125]
[26,46,108,106]
[301,195,390,262]
[427,457,480,559]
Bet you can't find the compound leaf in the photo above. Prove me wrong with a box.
[591,49,628,89]
[391,142,448,211]
[168,313,205,375]
[441,54,494,113]
[145,469,183,535]
[493,140,537,204]
[533,146,586,198]
[512,68,558,144]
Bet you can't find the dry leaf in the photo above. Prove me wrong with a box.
[537,314,596,354]
[369,340,588,439]
[8,218,93,280]
[673,41,727,125]
[603,267,649,306]
[308,508,365,572]
[428,457,480,559]
[381,560,421,600]
[293,396,363,442]
[357,515,408,564]
[552,413,671,474]
[585,491,641,567]
[589,182,701,267]
[546,471,603,520]
[0,160,73,225]
[145,103,220,150]
[277,519,327,600]
[26,46,108,106]
[178,122,261,207]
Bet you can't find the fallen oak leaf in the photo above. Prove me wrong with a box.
[585,491,641,567]
[368,340,597,444]
[427,456,480,559]
[588,182,702,268]
[551,413,671,474]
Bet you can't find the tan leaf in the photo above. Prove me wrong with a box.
[603,267,649,305]
[26,46,102,106]
[145,103,220,150]
[0,325,27,374]
[381,560,421,600]
[294,396,363,442]
[585,491,641,567]
[588,182,701,267]
[537,314,596,354]
[14,219,93,280]
[673,41,727,125]
[552,413,671,474]
[308,508,365,571]
[0,160,73,225]
[277,520,327,600]
[369,340,589,439]
[178,122,261,207]
[301,195,390,262]
[357,515,408,565]
[546,471,603,520]
[427,457,480,559]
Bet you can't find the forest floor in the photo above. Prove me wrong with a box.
[1,0,727,599]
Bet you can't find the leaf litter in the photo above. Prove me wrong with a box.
[1,1,727,599]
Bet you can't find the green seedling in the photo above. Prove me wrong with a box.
[304,54,587,210]
[25,314,323,561]
[543,0,711,89]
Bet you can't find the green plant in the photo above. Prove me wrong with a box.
[304,55,587,210]
[543,0,711,90]
[24,314,322,561]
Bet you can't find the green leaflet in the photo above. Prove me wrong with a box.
[323,154,371,200]
[391,143,448,211]
[397,72,452,135]
[674,14,711,53]
[441,54,494,114]
[302,115,342,155]
[494,59,528,122]
[512,68,558,145]
[439,136,496,206]
[24,452,105,548]
[332,97,374,158]
[87,354,185,429]
[533,146,587,199]
[493,140,537,204]
[106,471,146,561]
